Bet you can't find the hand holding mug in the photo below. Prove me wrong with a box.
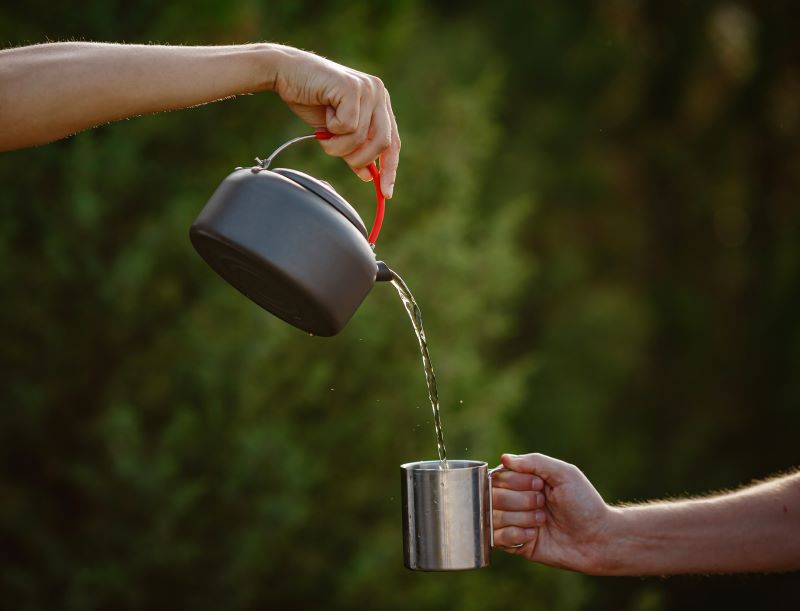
[491,453,613,574]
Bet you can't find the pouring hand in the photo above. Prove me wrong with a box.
[0,42,399,198]
[491,453,613,574]
[268,45,400,199]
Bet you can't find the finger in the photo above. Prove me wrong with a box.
[493,526,538,549]
[492,509,547,529]
[320,101,371,181]
[492,488,545,511]
[344,92,391,170]
[320,135,372,175]
[493,489,546,512]
[325,84,360,137]
[324,106,374,183]
[343,135,377,180]
[326,80,374,160]
[501,452,577,483]
[491,470,544,491]
[319,91,371,179]
[352,166,372,182]
[379,93,400,199]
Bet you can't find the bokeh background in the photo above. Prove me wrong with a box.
[2,1,799,609]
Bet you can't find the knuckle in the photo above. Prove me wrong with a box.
[347,74,363,92]
[355,75,371,94]
[333,114,357,133]
[344,114,360,131]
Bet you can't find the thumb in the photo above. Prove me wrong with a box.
[325,95,360,135]
[502,452,577,483]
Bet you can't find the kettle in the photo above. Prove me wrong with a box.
[190,131,394,337]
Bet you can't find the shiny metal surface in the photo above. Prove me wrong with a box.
[254,133,317,170]
[401,460,491,571]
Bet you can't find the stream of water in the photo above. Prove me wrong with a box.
[390,272,448,468]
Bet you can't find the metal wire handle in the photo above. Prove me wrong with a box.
[254,134,318,170]
[248,130,386,246]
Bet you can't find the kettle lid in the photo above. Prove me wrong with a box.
[273,168,368,240]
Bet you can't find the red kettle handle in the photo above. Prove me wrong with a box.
[314,130,385,246]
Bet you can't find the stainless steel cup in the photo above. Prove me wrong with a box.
[401,460,503,571]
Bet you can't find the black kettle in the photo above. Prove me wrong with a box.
[190,132,394,337]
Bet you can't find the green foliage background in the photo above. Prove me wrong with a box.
[1,1,799,609]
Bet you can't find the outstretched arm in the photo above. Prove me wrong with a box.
[492,452,800,575]
[0,42,399,197]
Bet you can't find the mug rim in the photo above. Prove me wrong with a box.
[400,459,487,471]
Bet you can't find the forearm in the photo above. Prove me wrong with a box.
[0,42,288,151]
[597,472,800,575]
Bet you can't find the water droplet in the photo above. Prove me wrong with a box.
[459,399,463,404]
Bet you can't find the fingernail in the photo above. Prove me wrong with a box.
[534,510,546,523]
[386,182,394,199]
[524,528,537,539]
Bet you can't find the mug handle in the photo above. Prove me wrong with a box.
[488,466,525,549]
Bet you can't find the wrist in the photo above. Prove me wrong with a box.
[250,42,305,94]
[582,506,634,576]
[245,43,287,93]
[590,504,683,576]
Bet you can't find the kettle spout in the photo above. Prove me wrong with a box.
[376,261,394,282]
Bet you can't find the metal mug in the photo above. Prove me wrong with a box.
[400,460,520,571]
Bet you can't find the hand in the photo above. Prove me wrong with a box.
[492,453,614,574]
[269,45,400,199]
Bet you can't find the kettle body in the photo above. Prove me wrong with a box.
[190,166,389,336]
